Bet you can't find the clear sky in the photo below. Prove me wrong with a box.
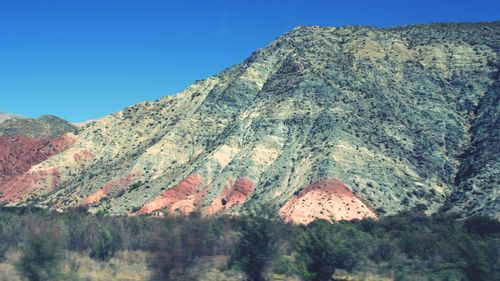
[1,0,499,122]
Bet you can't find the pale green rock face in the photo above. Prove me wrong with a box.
[8,22,499,220]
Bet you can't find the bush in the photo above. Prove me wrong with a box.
[230,215,282,281]
[463,216,500,236]
[459,236,499,281]
[89,225,116,261]
[0,207,497,281]
[296,221,369,281]
[16,223,63,281]
[147,216,222,281]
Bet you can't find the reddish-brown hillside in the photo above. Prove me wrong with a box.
[0,135,76,181]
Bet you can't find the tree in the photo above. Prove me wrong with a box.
[230,215,281,281]
[463,216,500,236]
[89,225,117,261]
[147,215,220,281]
[296,221,367,281]
[16,223,63,281]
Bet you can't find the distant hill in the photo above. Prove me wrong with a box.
[1,22,499,222]
[0,115,78,139]
[0,115,78,200]
[0,112,23,124]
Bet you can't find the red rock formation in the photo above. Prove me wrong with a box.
[81,172,140,205]
[73,149,95,165]
[136,176,255,216]
[0,168,60,202]
[0,134,75,181]
[279,179,377,224]
[0,134,76,202]
[168,183,211,215]
[205,177,255,215]
[136,174,203,215]
[223,177,254,208]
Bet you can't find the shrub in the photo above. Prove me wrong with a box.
[296,221,369,281]
[89,225,117,261]
[16,223,63,281]
[230,215,281,281]
[463,215,500,236]
[147,216,221,281]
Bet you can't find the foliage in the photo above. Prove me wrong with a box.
[0,206,498,281]
[147,214,226,281]
[89,224,117,261]
[295,220,369,281]
[463,215,500,236]
[230,215,282,281]
[16,222,63,281]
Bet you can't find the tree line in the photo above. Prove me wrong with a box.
[0,206,498,281]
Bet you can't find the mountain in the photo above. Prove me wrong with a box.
[0,115,78,139]
[0,115,78,201]
[72,120,96,128]
[1,22,499,222]
[0,112,23,124]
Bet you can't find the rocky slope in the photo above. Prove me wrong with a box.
[1,22,499,222]
[0,115,78,201]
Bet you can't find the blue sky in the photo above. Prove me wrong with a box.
[1,0,499,122]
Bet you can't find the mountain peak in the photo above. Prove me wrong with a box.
[0,114,78,139]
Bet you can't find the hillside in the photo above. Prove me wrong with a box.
[0,115,78,200]
[0,115,78,139]
[0,22,499,222]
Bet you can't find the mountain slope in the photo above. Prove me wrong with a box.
[1,22,499,222]
[0,115,78,200]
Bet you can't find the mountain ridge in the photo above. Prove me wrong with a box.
[0,21,499,222]
[0,114,78,139]
[0,112,23,124]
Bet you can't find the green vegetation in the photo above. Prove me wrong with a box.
[16,222,63,281]
[147,213,228,281]
[230,214,282,281]
[295,221,369,281]
[0,207,498,281]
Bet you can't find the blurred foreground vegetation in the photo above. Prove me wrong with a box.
[0,206,498,281]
